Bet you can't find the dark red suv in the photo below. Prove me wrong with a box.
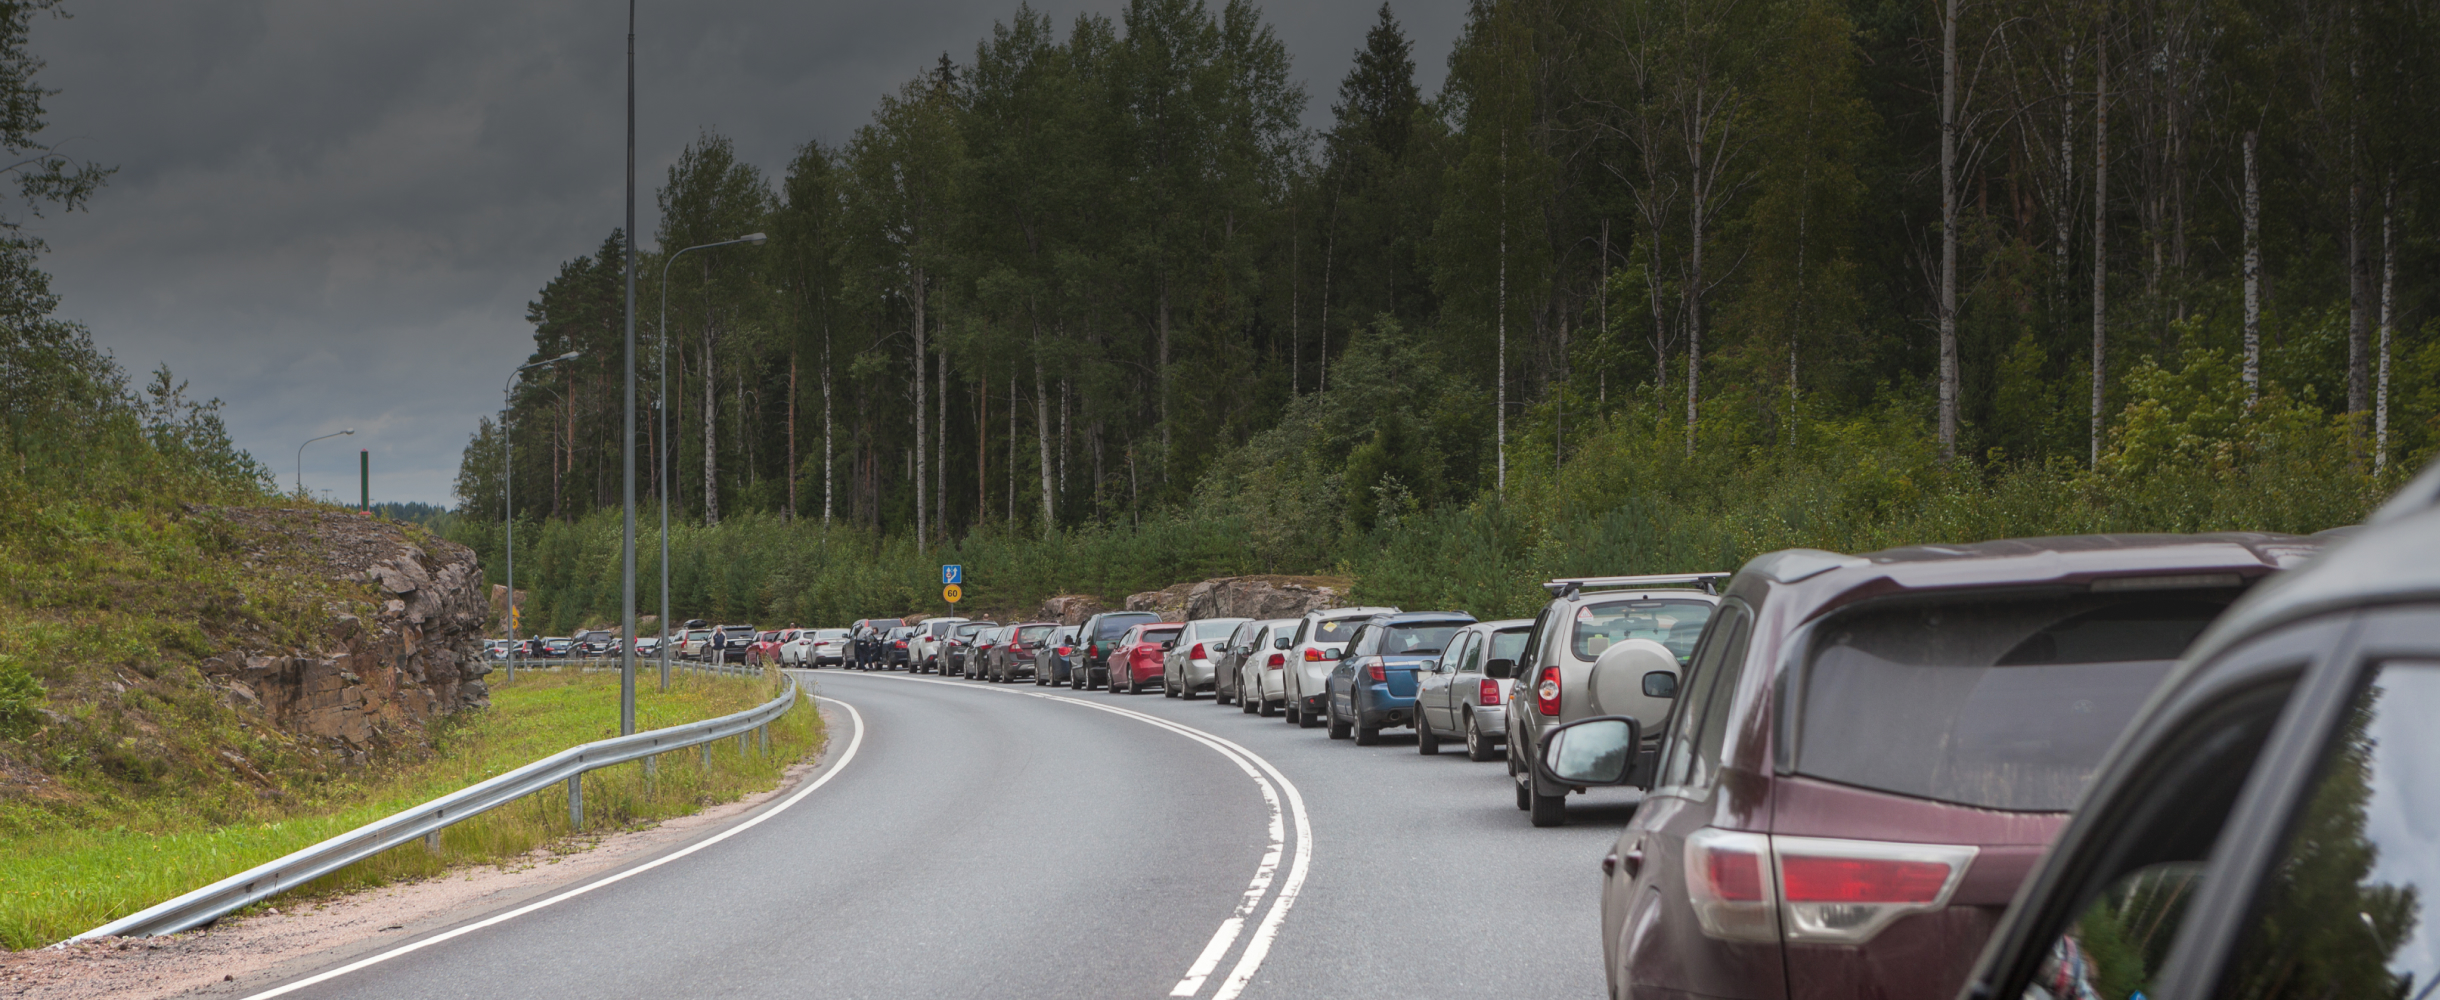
[1570,534,2321,1000]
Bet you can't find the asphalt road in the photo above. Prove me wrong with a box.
[245,667,1638,999]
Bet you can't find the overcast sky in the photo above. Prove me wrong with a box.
[23,0,1461,506]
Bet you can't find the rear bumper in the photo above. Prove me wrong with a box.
[1467,703,1509,737]
[1357,687,1417,726]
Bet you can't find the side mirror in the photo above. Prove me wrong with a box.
[1162,640,1177,651]
[1484,658,1515,680]
[1642,671,1678,699]
[1322,647,1344,661]
[1274,637,1292,649]
[1538,715,1646,788]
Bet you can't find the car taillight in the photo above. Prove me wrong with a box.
[1478,679,1500,703]
[1535,666,1561,715]
[1684,828,1777,942]
[1303,647,1323,662]
[1190,642,1208,660]
[894,640,907,648]
[1773,836,1976,944]
[1680,829,1977,946]
[1365,658,1386,682]
[1266,652,1285,669]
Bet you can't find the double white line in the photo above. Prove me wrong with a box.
[858,671,1314,1000]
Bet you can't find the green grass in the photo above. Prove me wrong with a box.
[0,667,822,950]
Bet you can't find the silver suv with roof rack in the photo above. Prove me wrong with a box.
[1506,573,1727,826]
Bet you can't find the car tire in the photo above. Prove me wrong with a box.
[1355,723,1380,746]
[1164,678,1179,698]
[1417,713,1441,755]
[1515,775,1532,811]
[1328,708,1351,740]
[1465,713,1498,762]
[1529,787,1568,828]
[1180,682,1195,701]
[1240,685,1257,714]
[1258,695,1277,717]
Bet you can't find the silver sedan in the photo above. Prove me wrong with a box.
[1414,618,1533,760]
[1162,617,1250,699]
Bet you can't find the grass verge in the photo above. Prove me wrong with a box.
[0,666,822,950]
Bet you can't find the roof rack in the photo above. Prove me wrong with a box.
[1542,573,1732,599]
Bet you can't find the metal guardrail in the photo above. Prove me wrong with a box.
[70,672,804,942]
[494,654,772,678]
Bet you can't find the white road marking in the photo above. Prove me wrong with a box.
[837,670,1313,1000]
[233,695,865,1000]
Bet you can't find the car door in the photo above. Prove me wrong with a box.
[1606,603,1760,997]
[1447,630,1488,726]
[1421,630,1470,730]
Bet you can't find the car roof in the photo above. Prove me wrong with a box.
[1726,531,2323,627]
[2172,480,2431,668]
[1312,606,1397,619]
[1363,611,1477,625]
[1470,618,1534,630]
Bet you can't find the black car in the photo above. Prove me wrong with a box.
[883,626,917,670]
[849,617,904,670]
[1961,489,2424,1000]
[1070,611,1159,690]
[1034,625,1083,687]
[715,624,756,664]
[571,629,614,657]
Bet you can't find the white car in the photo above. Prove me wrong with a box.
[1282,606,1400,728]
[908,617,968,672]
[805,628,849,667]
[1224,619,1300,715]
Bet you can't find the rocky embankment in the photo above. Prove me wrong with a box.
[200,508,491,756]
[1026,576,1348,625]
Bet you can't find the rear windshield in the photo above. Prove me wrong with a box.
[1311,616,1368,645]
[816,629,848,639]
[1574,599,1714,663]
[1374,622,1468,657]
[1189,620,1242,640]
[1019,624,1056,642]
[1796,594,2229,812]
[1095,613,1157,639]
[1489,628,1530,663]
[928,621,959,636]
[1140,625,1182,642]
[686,630,710,641]
[872,619,903,629]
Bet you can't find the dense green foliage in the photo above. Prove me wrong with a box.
[466,0,2420,624]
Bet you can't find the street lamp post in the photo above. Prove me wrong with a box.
[655,232,766,694]
[295,428,355,495]
[503,351,580,685]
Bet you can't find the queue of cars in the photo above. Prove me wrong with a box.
[738,492,2440,1000]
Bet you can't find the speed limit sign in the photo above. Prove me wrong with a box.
[943,584,963,604]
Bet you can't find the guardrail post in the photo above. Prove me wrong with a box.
[424,830,441,853]
[758,724,768,757]
[700,741,710,768]
[567,773,583,829]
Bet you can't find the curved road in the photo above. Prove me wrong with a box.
[242,667,1637,999]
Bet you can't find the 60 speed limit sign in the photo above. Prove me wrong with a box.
[943,584,963,603]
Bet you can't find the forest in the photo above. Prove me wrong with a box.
[450,0,2437,629]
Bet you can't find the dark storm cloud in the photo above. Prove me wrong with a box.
[21,0,1458,504]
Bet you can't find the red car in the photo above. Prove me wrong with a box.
[1110,622,1184,695]
[745,630,785,667]
[1565,533,2320,1000]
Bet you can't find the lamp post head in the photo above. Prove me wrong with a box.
[343,428,356,435]
[555,351,580,362]
[739,233,768,245]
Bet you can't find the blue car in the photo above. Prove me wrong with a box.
[1324,611,1476,745]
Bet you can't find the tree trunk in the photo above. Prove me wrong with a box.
[2057,46,2076,344]
[978,373,988,523]
[2243,130,2261,404]
[1035,337,1055,536]
[937,343,947,542]
[1685,150,1704,459]
[2089,28,2109,470]
[1007,373,1016,524]
[1157,283,1171,474]
[913,265,926,555]
[702,329,719,526]
[2377,175,2395,473]
[822,336,834,527]
[1496,128,1507,493]
[787,351,797,521]
[1936,0,1960,463]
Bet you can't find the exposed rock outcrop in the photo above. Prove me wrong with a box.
[197,508,491,753]
[1124,575,1350,623]
[1036,595,1107,625]
[1183,576,1348,621]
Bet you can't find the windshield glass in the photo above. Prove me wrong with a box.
[1573,599,1714,662]
[1018,624,1055,642]
[1312,617,1367,645]
[686,630,710,641]
[1380,622,1466,656]
[1797,595,2228,811]
[816,629,847,639]
[1189,619,1242,640]
[1095,614,1156,639]
[1489,628,1530,663]
[1140,626,1182,643]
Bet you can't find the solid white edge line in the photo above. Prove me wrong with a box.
[838,670,1314,999]
[233,694,865,1000]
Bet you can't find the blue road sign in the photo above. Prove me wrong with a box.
[943,564,963,586]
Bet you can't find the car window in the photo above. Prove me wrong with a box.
[1097,613,1156,640]
[1192,620,1240,640]
[1449,632,1481,673]
[1382,621,1466,656]
[1573,598,1715,662]
[1518,606,1553,669]
[1796,595,2227,812]
[2217,662,2440,1000]
[1661,606,1751,789]
[1313,617,1366,645]
[1019,624,1055,642]
[1346,625,1376,655]
[1143,626,1182,643]
[1489,627,1530,666]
